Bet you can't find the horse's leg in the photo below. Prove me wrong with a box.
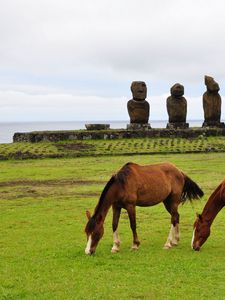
[111,204,121,253]
[126,205,140,250]
[163,197,180,249]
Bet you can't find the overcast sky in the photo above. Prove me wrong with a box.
[0,0,225,122]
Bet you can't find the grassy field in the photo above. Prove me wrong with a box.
[1,153,225,299]
[1,136,225,159]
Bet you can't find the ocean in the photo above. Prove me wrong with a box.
[0,120,206,144]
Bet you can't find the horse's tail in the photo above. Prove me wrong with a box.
[181,173,204,202]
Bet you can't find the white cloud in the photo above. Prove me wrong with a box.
[1,85,223,122]
[0,87,127,121]
[0,0,225,121]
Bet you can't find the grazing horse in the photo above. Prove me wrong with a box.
[192,179,225,251]
[85,162,204,255]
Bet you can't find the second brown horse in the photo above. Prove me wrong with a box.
[85,162,204,255]
[192,178,225,251]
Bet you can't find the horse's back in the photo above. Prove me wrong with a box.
[115,162,184,206]
[130,162,182,179]
[118,161,182,180]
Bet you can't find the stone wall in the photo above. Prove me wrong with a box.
[13,128,225,143]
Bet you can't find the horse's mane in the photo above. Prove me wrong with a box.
[114,162,133,184]
[93,175,116,217]
[85,175,116,234]
[85,163,133,234]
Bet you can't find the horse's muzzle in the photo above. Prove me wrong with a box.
[85,248,95,255]
[192,243,200,251]
[193,246,200,251]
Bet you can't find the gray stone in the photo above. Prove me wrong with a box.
[166,122,189,129]
[13,127,225,143]
[85,124,110,130]
[127,123,151,130]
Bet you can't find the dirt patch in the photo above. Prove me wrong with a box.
[0,179,104,187]
[66,192,99,198]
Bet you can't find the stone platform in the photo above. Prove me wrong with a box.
[13,127,225,143]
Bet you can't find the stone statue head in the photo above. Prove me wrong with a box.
[131,81,147,101]
[170,83,184,98]
[205,75,220,93]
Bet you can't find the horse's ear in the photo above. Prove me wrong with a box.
[86,210,91,220]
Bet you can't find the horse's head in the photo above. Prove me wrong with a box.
[192,214,210,251]
[84,210,104,255]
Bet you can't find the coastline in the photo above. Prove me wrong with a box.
[0,120,207,144]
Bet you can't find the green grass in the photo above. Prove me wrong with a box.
[1,153,225,299]
[1,136,225,159]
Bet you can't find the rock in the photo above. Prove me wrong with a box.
[202,75,223,127]
[166,83,189,129]
[85,124,110,130]
[127,81,150,124]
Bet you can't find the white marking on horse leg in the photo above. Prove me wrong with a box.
[163,225,173,249]
[111,231,120,253]
[191,228,196,249]
[85,236,92,255]
[131,243,139,250]
[170,224,179,246]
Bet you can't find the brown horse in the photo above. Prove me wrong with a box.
[85,162,204,255]
[192,179,225,251]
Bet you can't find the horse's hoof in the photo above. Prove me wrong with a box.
[131,245,139,251]
[171,241,178,246]
[111,247,119,253]
[163,244,172,250]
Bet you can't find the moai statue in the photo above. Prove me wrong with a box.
[127,81,151,129]
[166,83,189,129]
[202,75,224,127]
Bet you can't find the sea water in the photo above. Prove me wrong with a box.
[0,120,207,143]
